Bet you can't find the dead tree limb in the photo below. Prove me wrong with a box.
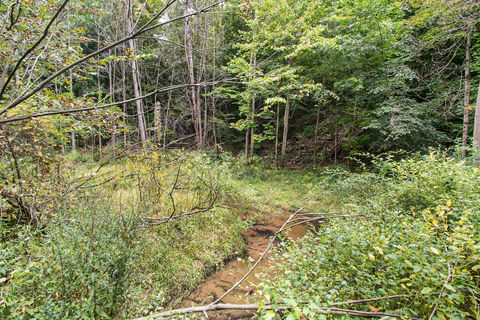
[0,78,239,125]
[144,171,219,225]
[132,302,406,319]
[330,295,408,306]
[164,158,183,223]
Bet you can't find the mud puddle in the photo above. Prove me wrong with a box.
[180,211,313,319]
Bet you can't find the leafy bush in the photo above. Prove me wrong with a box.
[257,152,480,319]
[1,201,138,319]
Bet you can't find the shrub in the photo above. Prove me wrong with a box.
[257,152,480,319]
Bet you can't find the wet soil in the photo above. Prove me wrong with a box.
[180,211,312,319]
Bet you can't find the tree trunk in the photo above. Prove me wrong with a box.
[280,97,290,168]
[0,62,9,91]
[99,134,103,160]
[275,103,280,169]
[126,0,147,148]
[72,132,77,152]
[201,14,209,146]
[69,67,76,151]
[154,101,162,145]
[68,13,76,153]
[204,83,208,146]
[244,130,249,161]
[249,54,257,159]
[473,80,480,165]
[250,98,255,159]
[212,28,218,153]
[334,119,338,164]
[163,72,174,150]
[313,101,321,166]
[462,30,472,158]
[184,0,203,148]
[108,54,116,153]
[121,61,128,148]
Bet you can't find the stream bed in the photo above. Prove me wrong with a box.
[180,211,312,319]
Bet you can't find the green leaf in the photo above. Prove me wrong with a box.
[421,287,434,295]
[263,310,276,320]
[443,284,456,292]
[286,312,298,320]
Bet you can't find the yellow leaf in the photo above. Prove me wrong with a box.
[257,300,265,312]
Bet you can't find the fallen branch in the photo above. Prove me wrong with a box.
[132,302,406,319]
[330,295,408,306]
[0,81,225,124]
[282,213,365,235]
[145,171,219,225]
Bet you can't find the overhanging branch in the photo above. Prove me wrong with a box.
[0,0,71,100]
[0,77,235,125]
[0,0,224,116]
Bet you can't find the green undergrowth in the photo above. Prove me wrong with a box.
[256,152,480,319]
[5,151,477,320]
[1,150,339,319]
[224,158,340,217]
[1,151,250,319]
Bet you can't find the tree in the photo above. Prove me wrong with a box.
[125,0,147,147]
[473,81,480,162]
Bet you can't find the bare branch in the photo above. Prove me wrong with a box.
[132,302,406,319]
[211,208,303,305]
[0,79,232,125]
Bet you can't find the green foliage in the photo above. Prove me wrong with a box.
[1,152,246,319]
[1,203,140,319]
[218,0,480,160]
[257,152,480,319]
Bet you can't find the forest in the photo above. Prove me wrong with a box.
[0,0,479,319]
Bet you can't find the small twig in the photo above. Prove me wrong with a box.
[284,216,324,230]
[145,169,219,225]
[284,214,365,232]
[429,246,452,320]
[164,159,183,223]
[330,295,408,306]
[202,310,209,319]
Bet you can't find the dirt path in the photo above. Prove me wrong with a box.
[181,211,312,319]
